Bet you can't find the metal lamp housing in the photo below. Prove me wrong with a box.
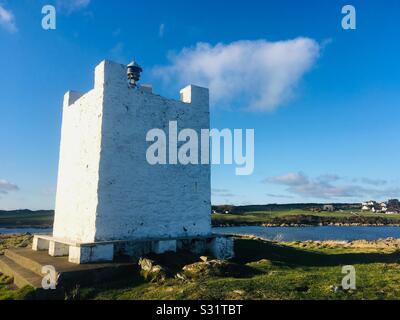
[127,61,143,87]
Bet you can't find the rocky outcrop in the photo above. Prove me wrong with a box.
[182,259,256,278]
[138,257,169,283]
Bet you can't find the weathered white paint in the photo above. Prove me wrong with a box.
[53,60,211,244]
[52,88,103,243]
[32,236,50,251]
[49,241,69,257]
[68,244,114,264]
[208,237,234,260]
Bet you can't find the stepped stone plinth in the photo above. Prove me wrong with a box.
[0,247,135,292]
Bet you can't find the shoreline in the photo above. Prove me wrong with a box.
[0,226,52,230]
[213,222,400,228]
[1,222,400,232]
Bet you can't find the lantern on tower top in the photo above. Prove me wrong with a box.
[127,61,143,87]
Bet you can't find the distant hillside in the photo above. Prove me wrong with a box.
[212,203,361,214]
[0,209,54,216]
[0,203,364,229]
[0,210,54,228]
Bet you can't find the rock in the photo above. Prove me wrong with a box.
[330,285,343,293]
[0,274,13,285]
[150,266,167,283]
[200,256,211,262]
[175,272,187,281]
[16,239,31,248]
[247,258,273,269]
[233,289,245,294]
[183,260,227,277]
[183,259,248,278]
[138,257,155,272]
[138,257,168,283]
[257,258,272,264]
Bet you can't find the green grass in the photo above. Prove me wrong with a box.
[75,237,400,300]
[0,234,37,300]
[0,211,54,228]
[0,274,35,300]
[1,235,400,300]
[212,209,400,226]
[0,234,33,254]
[0,208,398,229]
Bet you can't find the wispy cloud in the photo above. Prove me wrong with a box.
[316,174,340,183]
[356,177,387,186]
[112,28,121,37]
[159,23,165,37]
[0,4,17,33]
[57,0,91,13]
[264,172,399,200]
[153,38,321,111]
[212,188,236,198]
[109,42,125,61]
[0,179,19,194]
[265,172,309,186]
[266,193,294,199]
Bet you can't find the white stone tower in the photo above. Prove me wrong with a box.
[32,60,233,263]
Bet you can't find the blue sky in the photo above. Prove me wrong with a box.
[0,0,399,209]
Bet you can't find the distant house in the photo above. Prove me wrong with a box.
[323,205,335,212]
[361,199,400,214]
[211,208,230,214]
[362,201,378,211]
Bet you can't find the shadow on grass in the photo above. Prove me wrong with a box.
[233,238,400,267]
[65,267,147,300]
[143,251,262,278]
[60,238,400,299]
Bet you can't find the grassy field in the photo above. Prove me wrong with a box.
[1,209,400,229]
[0,234,33,255]
[76,237,400,300]
[212,209,400,226]
[2,234,400,300]
[1,207,400,300]
[0,275,34,300]
[0,234,36,300]
[0,210,54,228]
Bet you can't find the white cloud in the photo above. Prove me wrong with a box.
[0,179,19,194]
[0,4,17,33]
[57,0,91,13]
[153,38,321,111]
[265,172,309,186]
[264,172,400,200]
